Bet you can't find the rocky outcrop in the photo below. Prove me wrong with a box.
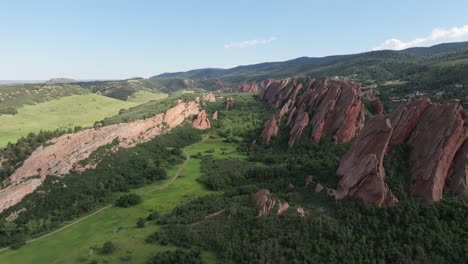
[389,98,431,146]
[212,111,218,120]
[202,93,216,102]
[225,97,234,110]
[277,201,289,215]
[447,142,468,200]
[192,110,211,130]
[407,103,466,202]
[335,115,398,206]
[260,115,279,145]
[255,189,275,217]
[254,189,289,216]
[0,101,201,213]
[235,82,258,93]
[371,99,384,115]
[258,77,365,146]
[335,99,467,204]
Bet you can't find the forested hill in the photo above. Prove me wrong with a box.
[151,41,468,83]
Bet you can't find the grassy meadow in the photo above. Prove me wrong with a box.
[0,136,241,263]
[127,90,168,104]
[0,94,139,147]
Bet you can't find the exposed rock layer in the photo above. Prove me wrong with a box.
[0,101,201,212]
[202,93,216,102]
[192,110,211,129]
[258,77,365,146]
[335,99,467,204]
[447,142,468,200]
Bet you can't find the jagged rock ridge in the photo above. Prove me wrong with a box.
[335,98,467,204]
[258,77,365,146]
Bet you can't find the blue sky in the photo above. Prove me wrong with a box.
[1,0,468,80]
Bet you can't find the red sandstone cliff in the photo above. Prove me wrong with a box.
[335,99,467,204]
[259,77,365,146]
[0,101,202,213]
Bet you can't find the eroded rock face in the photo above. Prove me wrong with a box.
[0,101,201,213]
[202,93,216,102]
[335,99,467,204]
[192,110,211,130]
[389,98,432,146]
[372,99,384,115]
[255,189,275,216]
[212,111,218,120]
[254,189,289,216]
[258,77,365,146]
[236,82,258,93]
[336,115,398,206]
[447,142,468,200]
[408,103,466,202]
[225,97,234,110]
[260,115,279,145]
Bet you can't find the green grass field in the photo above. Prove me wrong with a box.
[0,94,139,147]
[0,136,241,263]
[127,90,168,104]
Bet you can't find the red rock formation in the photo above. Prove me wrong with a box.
[335,98,467,204]
[0,101,201,213]
[212,111,218,120]
[288,112,309,146]
[225,97,234,110]
[236,82,258,93]
[389,98,431,146]
[447,141,468,200]
[202,93,216,102]
[258,77,365,146]
[260,115,279,145]
[371,99,384,115]
[335,114,398,206]
[255,189,275,216]
[277,201,289,215]
[192,110,211,130]
[254,189,289,216]
[407,103,466,202]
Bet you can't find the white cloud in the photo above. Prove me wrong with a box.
[224,37,276,49]
[372,25,468,50]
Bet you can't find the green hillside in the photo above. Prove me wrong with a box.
[0,94,139,146]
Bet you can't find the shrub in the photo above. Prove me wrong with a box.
[115,194,142,208]
[136,217,145,228]
[101,241,116,254]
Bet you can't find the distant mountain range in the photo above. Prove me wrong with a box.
[151,41,468,85]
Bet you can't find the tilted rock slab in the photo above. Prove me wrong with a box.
[335,99,467,204]
[0,101,201,213]
[447,141,468,200]
[258,77,365,146]
[336,114,398,206]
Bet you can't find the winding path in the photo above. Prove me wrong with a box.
[0,140,199,252]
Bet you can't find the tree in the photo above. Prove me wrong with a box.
[101,241,116,254]
[115,194,142,208]
[136,218,145,228]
